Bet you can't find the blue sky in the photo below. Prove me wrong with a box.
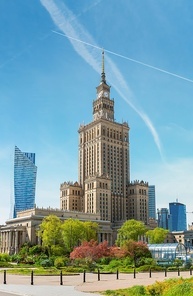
[1,0,193,225]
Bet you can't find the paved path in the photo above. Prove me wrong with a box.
[0,270,193,295]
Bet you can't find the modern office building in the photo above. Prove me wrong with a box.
[169,201,187,231]
[13,146,37,218]
[157,208,169,229]
[148,185,156,219]
[60,52,149,230]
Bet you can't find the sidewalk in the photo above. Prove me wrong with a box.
[0,270,193,295]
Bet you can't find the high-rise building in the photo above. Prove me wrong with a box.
[60,52,149,230]
[128,180,149,225]
[157,208,169,229]
[13,146,37,218]
[148,185,156,219]
[169,201,187,231]
[78,52,130,224]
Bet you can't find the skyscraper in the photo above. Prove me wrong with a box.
[148,185,156,219]
[60,52,149,229]
[78,51,130,224]
[13,146,37,218]
[169,201,187,231]
[157,208,169,229]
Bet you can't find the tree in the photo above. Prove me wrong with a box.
[37,215,63,256]
[146,227,169,244]
[82,221,99,241]
[70,240,110,262]
[116,219,147,246]
[123,240,152,267]
[61,219,99,252]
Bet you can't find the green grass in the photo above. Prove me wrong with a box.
[0,266,81,275]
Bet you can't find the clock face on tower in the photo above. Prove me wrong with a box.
[104,91,109,97]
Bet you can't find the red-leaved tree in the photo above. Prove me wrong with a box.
[70,240,111,261]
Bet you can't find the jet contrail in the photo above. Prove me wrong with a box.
[52,30,193,84]
[40,0,164,160]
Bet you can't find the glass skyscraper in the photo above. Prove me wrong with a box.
[148,185,156,219]
[157,208,170,229]
[169,201,187,231]
[13,146,37,218]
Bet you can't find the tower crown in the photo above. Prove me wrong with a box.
[100,50,106,85]
[93,51,114,121]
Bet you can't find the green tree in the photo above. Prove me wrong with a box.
[123,239,152,267]
[61,219,99,252]
[37,215,63,256]
[116,219,147,246]
[82,221,99,241]
[146,227,169,244]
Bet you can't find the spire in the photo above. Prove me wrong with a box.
[101,50,106,84]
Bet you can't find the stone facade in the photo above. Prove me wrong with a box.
[0,207,113,254]
[60,53,149,228]
[128,180,149,225]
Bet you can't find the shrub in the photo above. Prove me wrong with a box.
[39,258,53,267]
[28,245,44,255]
[99,257,112,265]
[54,257,69,268]
[146,280,166,295]
[166,281,193,296]
[0,253,11,262]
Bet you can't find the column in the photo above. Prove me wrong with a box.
[15,231,19,254]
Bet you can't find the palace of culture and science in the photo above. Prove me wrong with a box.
[60,52,149,229]
[0,53,151,254]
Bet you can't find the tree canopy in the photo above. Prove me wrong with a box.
[37,215,99,254]
[116,219,147,246]
[37,215,63,256]
[123,239,152,266]
[146,227,169,244]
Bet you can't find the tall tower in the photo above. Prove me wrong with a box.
[78,52,130,224]
[13,146,37,218]
[169,201,187,231]
[148,185,156,219]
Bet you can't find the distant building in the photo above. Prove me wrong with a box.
[157,208,169,229]
[169,201,187,231]
[128,180,149,225]
[148,185,156,219]
[13,146,37,218]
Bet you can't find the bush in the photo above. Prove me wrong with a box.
[0,253,11,262]
[54,257,69,268]
[39,258,53,267]
[28,245,45,255]
[166,281,193,296]
[99,257,112,265]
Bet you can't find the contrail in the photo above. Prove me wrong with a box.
[52,30,193,84]
[40,0,164,160]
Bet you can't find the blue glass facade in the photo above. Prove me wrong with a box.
[157,208,169,229]
[148,185,156,219]
[13,146,37,218]
[169,202,187,231]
